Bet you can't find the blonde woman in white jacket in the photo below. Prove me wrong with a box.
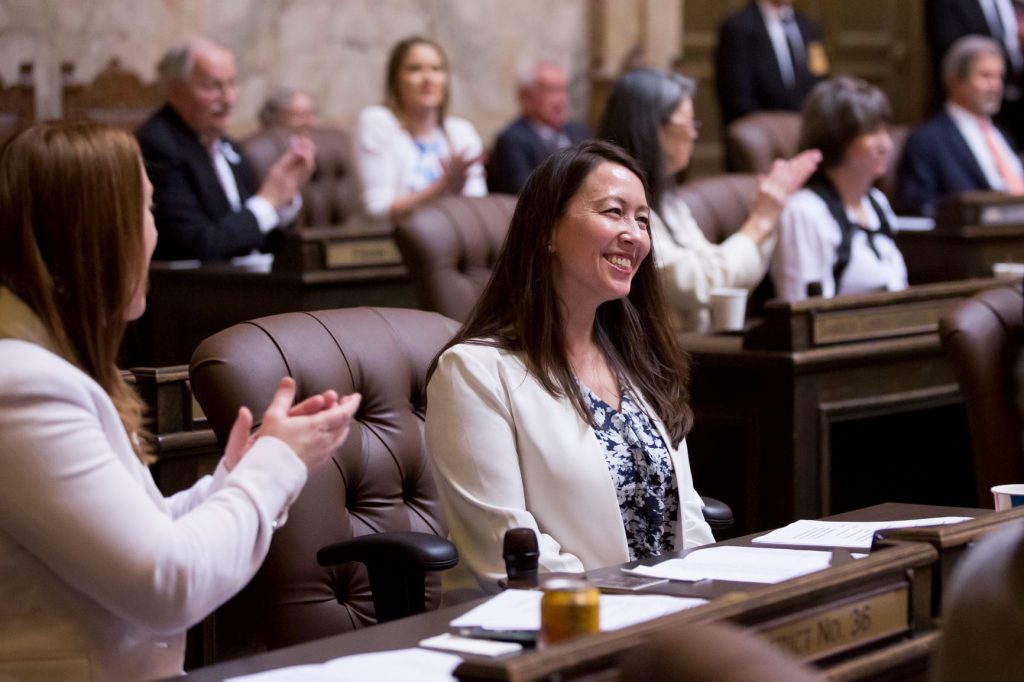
[355,35,486,221]
[426,141,714,595]
[0,122,360,681]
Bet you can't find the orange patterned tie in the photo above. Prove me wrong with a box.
[980,117,1024,195]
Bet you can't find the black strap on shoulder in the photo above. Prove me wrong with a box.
[805,174,894,293]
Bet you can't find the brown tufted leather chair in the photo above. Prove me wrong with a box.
[189,307,459,661]
[673,174,757,244]
[394,194,518,322]
[939,281,1024,507]
[240,125,360,228]
[725,111,801,174]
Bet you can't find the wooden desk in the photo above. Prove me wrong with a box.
[131,261,415,366]
[179,503,988,682]
[683,281,1005,535]
[899,191,1024,284]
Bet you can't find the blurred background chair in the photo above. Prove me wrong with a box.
[938,281,1024,507]
[394,194,518,322]
[61,58,161,130]
[0,62,35,146]
[189,307,459,662]
[724,111,801,174]
[241,125,361,229]
[673,173,757,244]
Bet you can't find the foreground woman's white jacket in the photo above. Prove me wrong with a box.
[426,342,714,594]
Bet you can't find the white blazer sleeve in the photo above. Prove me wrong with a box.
[0,357,307,635]
[355,106,404,220]
[426,346,586,590]
[653,195,770,320]
[770,190,837,300]
[673,440,716,549]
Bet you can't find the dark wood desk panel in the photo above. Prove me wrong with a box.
[132,262,416,366]
[898,225,1024,284]
[180,503,986,681]
[682,333,974,535]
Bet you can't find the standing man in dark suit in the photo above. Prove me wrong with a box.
[714,0,829,127]
[897,36,1024,216]
[485,61,589,195]
[925,0,1024,147]
[137,37,315,261]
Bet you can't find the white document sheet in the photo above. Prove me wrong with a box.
[624,546,832,584]
[448,588,706,632]
[751,516,973,550]
[226,647,462,682]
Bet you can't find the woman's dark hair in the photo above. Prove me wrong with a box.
[385,35,450,125]
[429,140,694,445]
[597,68,695,209]
[798,76,892,169]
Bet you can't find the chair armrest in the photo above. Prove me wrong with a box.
[317,531,459,572]
[700,496,734,536]
[316,531,459,624]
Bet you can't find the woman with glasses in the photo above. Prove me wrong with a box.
[598,68,820,331]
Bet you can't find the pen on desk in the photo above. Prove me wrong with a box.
[454,627,538,645]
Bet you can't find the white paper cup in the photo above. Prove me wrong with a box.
[992,262,1024,279]
[709,287,748,332]
[991,484,1024,510]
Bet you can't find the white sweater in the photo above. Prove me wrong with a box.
[355,105,487,219]
[0,292,307,681]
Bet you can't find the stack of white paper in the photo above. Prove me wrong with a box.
[624,546,832,584]
[449,588,706,632]
[226,647,462,681]
[751,517,972,550]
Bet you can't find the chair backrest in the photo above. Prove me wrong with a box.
[189,307,459,660]
[0,62,35,145]
[672,174,758,244]
[240,125,361,228]
[725,111,802,174]
[939,282,1024,506]
[394,194,518,322]
[877,123,909,205]
[61,58,161,130]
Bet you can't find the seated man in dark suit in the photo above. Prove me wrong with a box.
[485,61,589,195]
[897,35,1024,217]
[715,0,829,128]
[925,0,1024,148]
[137,37,314,261]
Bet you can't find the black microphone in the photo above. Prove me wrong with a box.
[503,527,539,589]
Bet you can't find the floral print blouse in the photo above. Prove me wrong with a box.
[584,385,680,561]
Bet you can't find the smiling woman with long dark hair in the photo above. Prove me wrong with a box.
[425,140,713,595]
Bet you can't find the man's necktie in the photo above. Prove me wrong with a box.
[980,117,1024,194]
[781,11,807,83]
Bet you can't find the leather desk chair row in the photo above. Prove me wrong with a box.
[939,281,1024,507]
[241,125,361,228]
[190,307,459,662]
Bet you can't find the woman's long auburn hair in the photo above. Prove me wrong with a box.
[0,121,149,460]
[429,140,694,445]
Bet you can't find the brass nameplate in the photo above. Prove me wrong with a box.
[980,203,1024,226]
[757,586,908,661]
[325,239,402,268]
[811,300,950,345]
